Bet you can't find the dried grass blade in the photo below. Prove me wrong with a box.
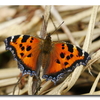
[0,77,18,87]
[9,84,28,95]
[27,76,33,95]
[37,81,53,95]
[83,90,100,95]
[0,68,20,79]
[64,7,99,26]
[83,6,99,51]
[89,72,100,95]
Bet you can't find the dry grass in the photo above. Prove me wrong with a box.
[0,5,100,95]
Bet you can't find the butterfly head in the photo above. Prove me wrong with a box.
[45,33,51,39]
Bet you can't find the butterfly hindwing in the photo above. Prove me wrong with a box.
[43,42,91,83]
[4,35,42,76]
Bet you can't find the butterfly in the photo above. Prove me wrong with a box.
[4,33,91,84]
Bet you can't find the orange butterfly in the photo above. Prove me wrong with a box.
[4,33,91,83]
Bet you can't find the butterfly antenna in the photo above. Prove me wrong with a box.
[52,21,64,34]
[13,75,23,95]
[50,16,64,40]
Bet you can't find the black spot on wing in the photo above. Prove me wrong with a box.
[20,53,24,57]
[76,47,82,56]
[56,59,60,64]
[27,53,32,57]
[62,47,65,49]
[66,54,73,60]
[21,46,25,51]
[60,52,65,58]
[64,62,69,66]
[30,40,32,43]
[21,35,30,43]
[70,54,73,58]
[61,44,65,49]
[67,44,74,53]
[12,35,20,43]
[19,44,23,47]
[26,46,31,51]
[31,37,34,40]
[66,55,70,60]
[30,37,34,43]
[62,44,64,46]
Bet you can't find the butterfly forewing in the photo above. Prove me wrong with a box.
[4,35,43,76]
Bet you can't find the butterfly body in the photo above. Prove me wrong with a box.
[4,34,91,83]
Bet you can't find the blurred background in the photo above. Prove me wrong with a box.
[0,5,100,95]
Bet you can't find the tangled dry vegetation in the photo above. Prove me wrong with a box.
[0,5,100,95]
